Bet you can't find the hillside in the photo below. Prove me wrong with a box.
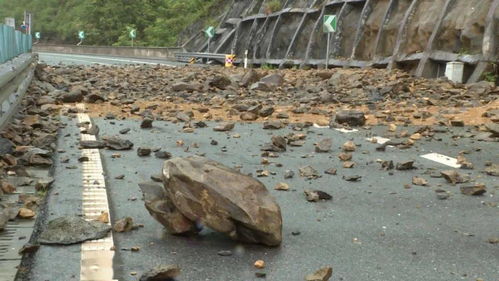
[0,0,219,46]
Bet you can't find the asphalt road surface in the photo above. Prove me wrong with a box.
[27,116,499,281]
[37,52,183,66]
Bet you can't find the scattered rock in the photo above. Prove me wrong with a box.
[254,260,266,269]
[335,111,366,126]
[460,184,487,196]
[113,217,134,232]
[139,264,181,281]
[342,141,356,152]
[299,166,319,179]
[141,118,153,129]
[213,122,235,132]
[18,243,40,255]
[263,120,284,130]
[103,136,134,150]
[440,170,468,184]
[315,138,332,153]
[155,151,172,159]
[304,190,332,202]
[324,168,337,175]
[137,147,152,157]
[396,161,415,170]
[17,208,35,219]
[217,250,233,256]
[274,182,289,191]
[305,266,333,281]
[284,170,294,179]
[412,176,428,186]
[38,216,111,245]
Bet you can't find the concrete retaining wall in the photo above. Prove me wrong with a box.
[33,45,185,60]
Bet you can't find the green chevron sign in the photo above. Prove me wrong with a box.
[204,26,215,38]
[35,32,41,39]
[129,29,136,39]
[78,31,85,39]
[323,15,337,33]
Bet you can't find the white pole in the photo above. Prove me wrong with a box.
[208,38,210,53]
[244,49,248,69]
[326,32,331,69]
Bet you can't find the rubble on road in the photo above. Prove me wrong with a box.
[139,264,181,281]
[140,156,282,246]
[38,216,111,245]
[305,266,333,281]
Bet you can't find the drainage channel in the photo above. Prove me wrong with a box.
[76,104,117,281]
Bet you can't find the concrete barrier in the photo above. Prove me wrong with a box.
[33,44,185,60]
[0,53,37,129]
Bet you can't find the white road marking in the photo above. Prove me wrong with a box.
[39,52,174,66]
[39,53,112,66]
[366,136,391,144]
[420,152,461,168]
[75,104,118,281]
[335,128,359,133]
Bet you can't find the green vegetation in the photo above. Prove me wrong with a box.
[0,0,219,46]
[483,72,497,83]
[265,0,282,14]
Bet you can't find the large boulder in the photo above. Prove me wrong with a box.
[140,156,282,246]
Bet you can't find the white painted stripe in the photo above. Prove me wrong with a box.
[420,153,461,168]
[39,54,112,66]
[76,104,117,281]
[366,136,391,144]
[39,52,174,66]
[335,128,359,133]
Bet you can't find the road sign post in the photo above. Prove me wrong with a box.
[204,26,215,53]
[77,31,85,46]
[129,29,136,47]
[323,15,337,69]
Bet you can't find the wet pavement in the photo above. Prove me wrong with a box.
[29,117,497,281]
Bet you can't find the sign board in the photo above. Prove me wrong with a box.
[78,31,85,40]
[323,15,337,33]
[204,26,215,38]
[4,17,15,28]
[129,29,136,39]
[35,32,41,39]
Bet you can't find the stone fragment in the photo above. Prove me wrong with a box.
[315,138,332,153]
[103,136,134,150]
[240,69,259,87]
[324,168,337,175]
[484,164,499,176]
[259,106,275,117]
[142,157,282,246]
[80,140,105,149]
[240,112,258,121]
[213,122,235,132]
[113,217,134,233]
[0,181,16,194]
[342,161,355,168]
[440,170,468,184]
[139,265,181,281]
[342,141,356,152]
[137,147,152,157]
[119,128,131,134]
[435,189,450,200]
[18,208,35,219]
[209,75,232,90]
[217,250,233,256]
[263,120,284,130]
[338,152,352,161]
[155,151,172,159]
[335,111,366,126]
[396,161,415,170]
[141,118,153,129]
[305,266,333,281]
[304,190,332,202]
[460,184,486,196]
[284,170,294,179]
[38,216,111,245]
[412,176,428,186]
[254,260,266,269]
[0,137,15,155]
[343,175,361,182]
[299,166,319,179]
[274,182,289,191]
[18,243,40,255]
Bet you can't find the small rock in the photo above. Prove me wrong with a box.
[18,243,40,255]
[324,168,337,175]
[274,182,289,191]
[342,141,356,152]
[335,110,366,126]
[139,264,181,281]
[155,151,172,159]
[304,190,332,202]
[342,161,355,168]
[17,208,35,219]
[38,216,111,245]
[284,170,294,179]
[396,161,415,170]
[263,120,284,130]
[255,272,267,278]
[450,120,464,127]
[315,138,332,153]
[305,266,333,281]
[412,176,428,186]
[141,118,153,129]
[137,147,152,157]
[299,166,319,179]
[435,190,450,200]
[119,128,131,134]
[113,217,134,233]
[338,152,352,161]
[213,122,235,132]
[254,260,266,269]
[460,184,486,196]
[343,175,361,182]
[441,170,468,184]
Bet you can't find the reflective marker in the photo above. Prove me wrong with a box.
[420,153,461,168]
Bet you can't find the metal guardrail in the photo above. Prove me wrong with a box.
[175,52,228,64]
[0,24,32,63]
